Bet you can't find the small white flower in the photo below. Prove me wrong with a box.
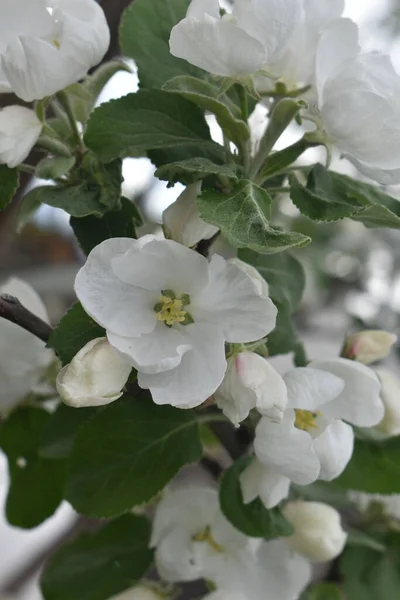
[214,352,287,426]
[162,182,218,248]
[0,278,53,412]
[0,0,110,101]
[0,106,42,168]
[316,18,400,183]
[75,236,277,409]
[56,337,131,408]
[109,585,162,600]
[282,500,347,562]
[343,330,397,365]
[349,490,400,520]
[374,368,400,437]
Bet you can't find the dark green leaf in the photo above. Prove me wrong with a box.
[156,157,239,186]
[0,164,19,211]
[260,139,313,181]
[48,302,105,366]
[0,407,66,528]
[66,396,203,517]
[40,404,98,459]
[119,0,205,88]
[302,583,343,600]
[70,197,141,255]
[267,301,300,356]
[219,457,293,538]
[85,90,224,164]
[41,514,153,600]
[35,156,75,180]
[199,180,311,254]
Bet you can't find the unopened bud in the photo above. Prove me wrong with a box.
[110,585,162,600]
[282,501,347,562]
[375,368,400,437]
[56,337,131,408]
[343,330,397,364]
[162,182,218,247]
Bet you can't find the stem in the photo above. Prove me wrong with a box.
[223,134,232,163]
[17,164,36,175]
[236,84,249,122]
[293,341,308,367]
[37,135,72,158]
[266,186,291,194]
[57,90,83,149]
[0,294,53,343]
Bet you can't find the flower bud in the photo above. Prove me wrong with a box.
[282,501,347,562]
[110,585,162,600]
[375,368,400,437]
[0,106,42,168]
[343,330,397,365]
[56,338,131,408]
[162,182,218,247]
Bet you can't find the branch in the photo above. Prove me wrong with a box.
[0,294,53,343]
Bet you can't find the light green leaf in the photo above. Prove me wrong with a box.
[0,164,19,211]
[41,514,153,600]
[85,90,224,164]
[163,76,250,146]
[199,180,311,254]
[155,157,239,186]
[219,457,293,538]
[260,138,313,181]
[347,528,386,553]
[35,156,75,180]
[66,397,203,517]
[302,583,343,600]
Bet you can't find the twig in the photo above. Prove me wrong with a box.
[0,294,53,343]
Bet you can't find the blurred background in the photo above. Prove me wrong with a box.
[1,0,400,598]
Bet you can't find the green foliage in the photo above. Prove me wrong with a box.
[0,407,66,528]
[0,164,19,211]
[41,514,154,600]
[290,164,400,228]
[119,0,204,88]
[199,180,311,254]
[219,457,293,538]
[155,157,239,186]
[66,396,203,517]
[260,139,313,181]
[70,197,142,255]
[302,583,343,600]
[84,90,224,164]
[40,403,98,460]
[48,302,105,366]
[35,156,75,180]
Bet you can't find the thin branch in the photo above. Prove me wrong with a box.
[0,294,53,343]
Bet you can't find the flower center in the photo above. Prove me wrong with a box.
[193,526,224,553]
[295,409,320,432]
[154,290,192,327]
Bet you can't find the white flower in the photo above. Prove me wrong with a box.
[282,500,347,562]
[162,182,218,248]
[374,368,400,437]
[75,236,277,409]
[0,106,42,168]
[0,278,53,412]
[242,359,383,507]
[56,337,131,408]
[169,0,301,79]
[0,0,110,101]
[343,330,397,365]
[316,19,400,184]
[349,491,400,520]
[227,258,269,297]
[214,352,287,426]
[110,585,162,600]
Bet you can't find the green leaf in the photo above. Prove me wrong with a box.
[41,514,153,600]
[48,302,105,366]
[0,407,66,528]
[351,203,400,229]
[85,90,224,164]
[260,138,313,181]
[238,249,305,311]
[66,397,203,517]
[219,457,293,539]
[199,180,311,254]
[35,156,75,180]
[265,301,299,355]
[119,0,204,89]
[17,187,43,231]
[70,197,141,255]
[0,164,19,211]
[302,583,343,600]
[347,528,386,553]
[335,437,400,494]
[291,481,351,509]
[156,157,239,186]
[163,76,250,146]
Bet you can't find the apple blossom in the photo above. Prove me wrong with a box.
[374,368,400,437]
[343,330,397,365]
[0,106,42,168]
[282,500,347,562]
[110,586,162,600]
[316,19,400,184]
[0,278,52,412]
[56,337,132,408]
[0,0,110,101]
[162,183,218,248]
[348,491,400,520]
[75,236,277,408]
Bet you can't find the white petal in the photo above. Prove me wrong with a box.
[254,410,320,484]
[0,106,42,168]
[238,352,288,417]
[240,457,291,508]
[155,529,203,582]
[256,540,312,599]
[227,258,269,297]
[344,156,400,185]
[169,15,267,78]
[303,0,345,28]
[375,368,400,437]
[75,238,158,338]
[214,356,257,426]
[284,367,345,410]
[187,0,221,19]
[310,358,384,427]
[0,0,55,51]
[112,237,209,296]
[138,323,227,408]
[192,255,277,343]
[314,420,354,481]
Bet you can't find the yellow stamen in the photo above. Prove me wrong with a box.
[295,409,320,432]
[193,526,223,553]
[53,39,61,49]
[156,295,187,326]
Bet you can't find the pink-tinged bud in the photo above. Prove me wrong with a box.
[343,330,397,365]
